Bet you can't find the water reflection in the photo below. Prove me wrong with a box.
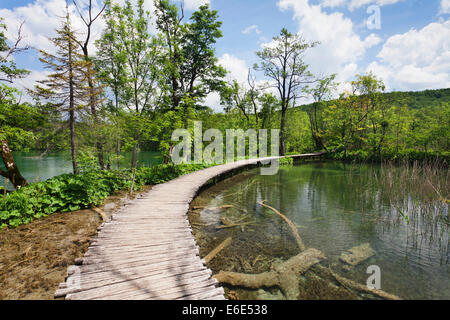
[1,151,162,187]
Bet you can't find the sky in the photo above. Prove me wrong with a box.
[0,0,449,110]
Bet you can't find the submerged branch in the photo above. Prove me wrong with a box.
[259,200,306,252]
[214,248,326,300]
[318,265,401,300]
[204,237,232,264]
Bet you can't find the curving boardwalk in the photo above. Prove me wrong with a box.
[55,153,327,300]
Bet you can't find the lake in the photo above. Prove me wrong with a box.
[1,151,163,188]
[189,162,449,300]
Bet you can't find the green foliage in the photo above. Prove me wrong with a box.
[279,157,293,166]
[0,18,30,83]
[0,162,213,229]
[155,0,226,111]
[306,73,450,162]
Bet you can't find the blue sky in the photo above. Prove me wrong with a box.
[1,0,449,109]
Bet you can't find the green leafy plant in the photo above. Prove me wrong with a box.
[0,162,214,229]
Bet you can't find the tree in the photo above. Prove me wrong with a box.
[108,0,161,170]
[72,0,107,169]
[220,79,252,123]
[254,28,317,155]
[259,93,278,130]
[303,74,337,151]
[321,72,388,159]
[95,1,128,168]
[0,18,30,188]
[0,85,29,188]
[31,6,91,174]
[352,72,387,157]
[389,102,410,156]
[155,1,225,115]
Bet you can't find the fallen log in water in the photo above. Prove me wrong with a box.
[259,200,305,252]
[213,248,326,300]
[192,205,234,211]
[317,265,401,300]
[204,237,232,263]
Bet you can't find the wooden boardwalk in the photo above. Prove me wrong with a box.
[55,153,327,300]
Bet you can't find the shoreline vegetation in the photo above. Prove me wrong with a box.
[1,154,447,230]
[0,156,301,229]
[0,163,211,229]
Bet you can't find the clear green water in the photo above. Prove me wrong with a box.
[191,162,449,300]
[0,151,163,187]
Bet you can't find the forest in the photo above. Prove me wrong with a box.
[0,0,449,228]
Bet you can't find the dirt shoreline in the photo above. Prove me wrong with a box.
[0,186,151,300]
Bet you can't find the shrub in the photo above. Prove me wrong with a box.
[0,163,214,229]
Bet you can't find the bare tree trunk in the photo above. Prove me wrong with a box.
[68,39,78,175]
[74,0,106,170]
[280,108,287,156]
[117,135,121,169]
[87,71,105,170]
[131,141,139,170]
[0,139,27,188]
[69,99,78,174]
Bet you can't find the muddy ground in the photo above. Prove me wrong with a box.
[0,187,151,300]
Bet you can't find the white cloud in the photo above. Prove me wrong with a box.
[277,0,382,97]
[320,0,347,8]
[366,20,450,91]
[218,53,250,85]
[201,53,250,112]
[177,0,210,11]
[0,0,107,55]
[203,91,222,112]
[242,24,262,35]
[363,33,383,47]
[440,0,450,14]
[320,0,404,11]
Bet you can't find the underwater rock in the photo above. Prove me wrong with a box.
[339,243,375,270]
[256,288,285,300]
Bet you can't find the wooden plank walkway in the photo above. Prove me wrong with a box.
[55,153,327,300]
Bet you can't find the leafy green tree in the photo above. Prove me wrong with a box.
[95,0,128,168]
[352,72,388,157]
[0,19,29,83]
[106,0,162,170]
[259,93,279,130]
[0,85,31,188]
[388,103,411,156]
[220,79,253,124]
[303,74,337,150]
[155,1,225,115]
[0,18,30,188]
[254,28,318,155]
[220,70,263,130]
